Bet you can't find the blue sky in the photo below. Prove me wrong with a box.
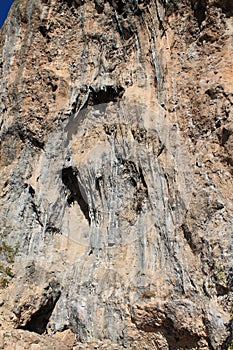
[0,0,15,28]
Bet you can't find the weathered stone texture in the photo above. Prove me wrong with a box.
[0,0,232,349]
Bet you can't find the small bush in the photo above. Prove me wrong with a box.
[213,262,226,283]
[0,277,9,289]
[0,239,17,289]
[0,241,18,263]
[141,289,156,298]
[5,266,14,277]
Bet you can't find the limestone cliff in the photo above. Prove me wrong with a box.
[0,0,232,349]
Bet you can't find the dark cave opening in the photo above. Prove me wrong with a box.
[214,0,233,17]
[62,167,90,224]
[191,0,207,27]
[88,85,125,105]
[19,284,61,335]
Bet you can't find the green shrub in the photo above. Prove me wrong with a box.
[0,238,17,289]
[1,241,18,263]
[0,277,9,289]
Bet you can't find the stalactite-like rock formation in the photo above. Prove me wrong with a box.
[0,0,232,349]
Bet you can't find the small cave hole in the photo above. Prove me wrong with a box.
[221,127,232,146]
[191,0,207,27]
[94,0,104,13]
[28,185,35,197]
[51,84,58,92]
[89,85,125,105]
[214,0,233,17]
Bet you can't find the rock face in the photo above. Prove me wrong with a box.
[0,0,232,349]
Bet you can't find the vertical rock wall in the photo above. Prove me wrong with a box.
[0,0,232,349]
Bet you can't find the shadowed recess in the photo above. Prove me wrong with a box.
[19,281,61,334]
[62,167,90,224]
